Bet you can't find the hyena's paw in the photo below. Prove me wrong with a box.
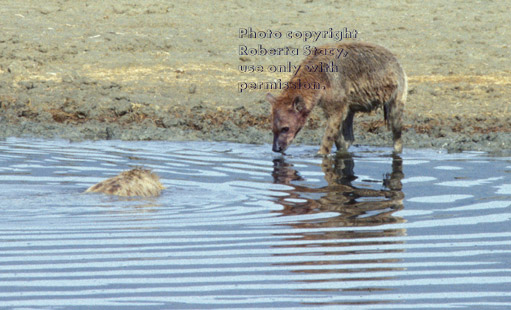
[316,145,332,157]
[393,139,403,154]
[334,149,351,157]
[315,150,331,157]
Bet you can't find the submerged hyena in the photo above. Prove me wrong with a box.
[267,41,407,155]
[85,168,164,197]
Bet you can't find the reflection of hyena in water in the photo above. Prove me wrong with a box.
[267,41,407,155]
[271,154,405,226]
[86,168,164,197]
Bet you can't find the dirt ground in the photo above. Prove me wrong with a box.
[1,0,510,154]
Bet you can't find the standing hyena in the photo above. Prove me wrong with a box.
[266,41,407,155]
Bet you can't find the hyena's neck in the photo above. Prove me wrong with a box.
[287,71,327,110]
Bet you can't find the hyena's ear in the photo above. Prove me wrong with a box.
[292,96,307,113]
[266,93,277,106]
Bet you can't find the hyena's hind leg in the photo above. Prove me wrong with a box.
[335,110,355,152]
[385,87,406,154]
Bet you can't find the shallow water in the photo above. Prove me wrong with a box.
[0,138,510,310]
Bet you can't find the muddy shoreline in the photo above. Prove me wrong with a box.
[1,1,510,154]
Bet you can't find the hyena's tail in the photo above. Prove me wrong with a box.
[384,73,407,130]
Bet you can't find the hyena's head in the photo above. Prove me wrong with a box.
[266,93,311,153]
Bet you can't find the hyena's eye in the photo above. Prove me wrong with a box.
[280,127,290,134]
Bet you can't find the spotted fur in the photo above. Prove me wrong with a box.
[85,168,164,197]
[267,41,407,155]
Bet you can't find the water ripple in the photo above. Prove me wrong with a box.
[0,138,510,309]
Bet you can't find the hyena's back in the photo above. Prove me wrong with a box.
[86,168,164,197]
[319,42,407,113]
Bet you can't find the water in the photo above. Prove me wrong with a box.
[0,138,510,310]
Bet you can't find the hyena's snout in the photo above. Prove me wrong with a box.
[272,131,297,153]
[272,135,283,153]
[272,125,303,153]
[272,143,285,153]
[272,134,288,153]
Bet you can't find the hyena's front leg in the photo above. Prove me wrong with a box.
[335,110,354,152]
[386,93,405,154]
[318,114,343,156]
